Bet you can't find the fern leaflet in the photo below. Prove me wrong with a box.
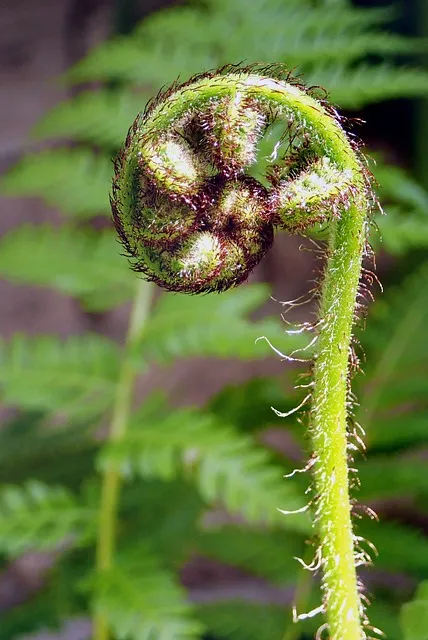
[0,481,94,556]
[308,64,428,108]
[100,400,308,529]
[33,90,149,148]
[356,263,428,450]
[0,149,111,218]
[0,334,120,417]
[195,601,286,640]
[89,548,204,640]
[138,284,306,364]
[195,526,303,584]
[0,225,134,311]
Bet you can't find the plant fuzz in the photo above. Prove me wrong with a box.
[112,64,375,640]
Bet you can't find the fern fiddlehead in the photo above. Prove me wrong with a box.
[112,65,373,639]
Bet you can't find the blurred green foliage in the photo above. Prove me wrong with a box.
[1,0,428,638]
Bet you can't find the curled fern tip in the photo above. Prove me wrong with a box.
[111,64,372,294]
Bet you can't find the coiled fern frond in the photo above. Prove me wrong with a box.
[109,61,374,640]
[111,64,370,294]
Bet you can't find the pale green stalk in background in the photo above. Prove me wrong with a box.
[94,280,153,640]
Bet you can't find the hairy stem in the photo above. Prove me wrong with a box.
[94,280,153,640]
[110,66,373,636]
[311,202,366,639]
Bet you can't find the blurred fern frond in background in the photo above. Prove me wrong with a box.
[1,0,428,638]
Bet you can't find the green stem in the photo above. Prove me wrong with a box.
[310,203,366,639]
[94,280,153,640]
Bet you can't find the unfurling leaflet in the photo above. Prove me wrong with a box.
[111,65,370,293]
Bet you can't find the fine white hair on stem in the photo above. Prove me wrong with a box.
[294,546,323,572]
[293,604,325,624]
[284,456,316,478]
[255,335,311,363]
[278,503,310,516]
[315,623,330,639]
[271,393,312,418]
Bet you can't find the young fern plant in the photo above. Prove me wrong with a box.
[110,65,374,639]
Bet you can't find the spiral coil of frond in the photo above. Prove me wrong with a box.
[111,64,370,293]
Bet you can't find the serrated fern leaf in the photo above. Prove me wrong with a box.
[209,377,290,433]
[373,206,428,255]
[66,38,160,84]
[33,90,148,148]
[358,455,428,501]
[120,479,203,565]
[198,598,400,640]
[0,411,96,487]
[231,27,428,69]
[309,64,428,108]
[294,33,427,66]
[0,335,119,417]
[195,601,286,640]
[356,263,428,450]
[0,149,111,218]
[372,160,428,214]
[151,281,270,318]
[361,520,428,575]
[368,154,428,255]
[135,5,215,42]
[0,481,94,556]
[100,401,308,529]
[64,1,427,114]
[67,36,214,86]
[138,284,306,364]
[196,526,302,584]
[0,225,134,311]
[141,317,293,364]
[90,549,204,640]
[369,157,428,252]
